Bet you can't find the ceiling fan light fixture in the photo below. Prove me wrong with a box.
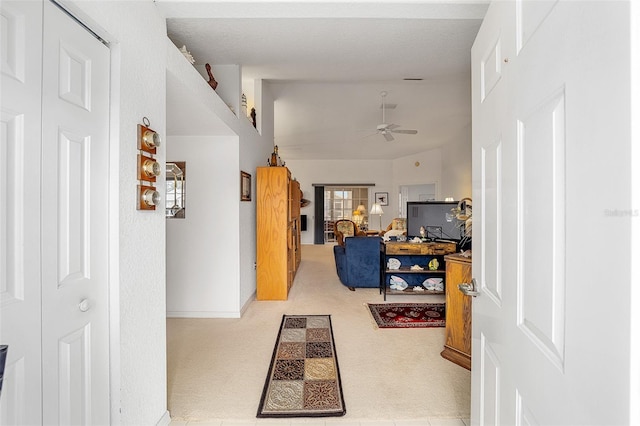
[374,91,417,142]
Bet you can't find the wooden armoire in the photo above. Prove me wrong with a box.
[256,166,302,300]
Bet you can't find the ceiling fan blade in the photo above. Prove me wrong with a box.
[386,123,400,130]
[383,132,395,142]
[391,129,418,135]
[360,131,379,139]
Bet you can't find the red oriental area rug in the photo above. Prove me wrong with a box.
[367,303,446,328]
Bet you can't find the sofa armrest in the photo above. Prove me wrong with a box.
[344,236,381,288]
[333,245,348,284]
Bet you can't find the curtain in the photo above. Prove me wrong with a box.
[314,186,324,244]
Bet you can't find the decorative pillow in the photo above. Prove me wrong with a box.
[391,218,406,230]
[336,221,355,236]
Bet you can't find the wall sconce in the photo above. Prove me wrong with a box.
[137,117,161,210]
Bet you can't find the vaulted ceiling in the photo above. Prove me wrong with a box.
[157,1,489,160]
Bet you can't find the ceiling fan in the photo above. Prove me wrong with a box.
[376,91,418,142]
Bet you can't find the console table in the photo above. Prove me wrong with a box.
[381,241,457,300]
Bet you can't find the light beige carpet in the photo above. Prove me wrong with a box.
[166,244,471,422]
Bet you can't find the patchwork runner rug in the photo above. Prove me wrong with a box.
[367,303,446,328]
[256,315,346,418]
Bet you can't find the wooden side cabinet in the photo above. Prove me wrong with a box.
[256,166,301,300]
[441,253,472,370]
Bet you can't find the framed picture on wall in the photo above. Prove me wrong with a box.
[241,171,251,201]
[375,192,389,206]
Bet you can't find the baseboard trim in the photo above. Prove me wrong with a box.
[167,292,256,319]
[166,310,241,318]
[156,410,171,426]
[240,291,256,316]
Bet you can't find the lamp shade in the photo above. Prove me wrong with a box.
[356,204,366,213]
[370,202,384,231]
[370,203,384,215]
[352,211,363,225]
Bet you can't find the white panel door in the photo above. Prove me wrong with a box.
[472,1,632,425]
[0,2,43,424]
[40,1,110,424]
[470,2,516,424]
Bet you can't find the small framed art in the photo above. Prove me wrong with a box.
[375,192,389,206]
[241,171,251,201]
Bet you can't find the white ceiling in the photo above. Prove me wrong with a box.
[157,1,489,160]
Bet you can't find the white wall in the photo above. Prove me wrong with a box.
[392,147,443,198]
[195,63,241,116]
[440,123,472,200]
[240,81,274,305]
[166,136,241,317]
[166,43,274,317]
[62,1,169,424]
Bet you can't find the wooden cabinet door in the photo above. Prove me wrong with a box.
[256,167,289,300]
[442,255,472,369]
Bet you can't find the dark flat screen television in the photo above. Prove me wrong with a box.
[406,201,464,241]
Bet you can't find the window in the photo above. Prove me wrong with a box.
[323,187,369,242]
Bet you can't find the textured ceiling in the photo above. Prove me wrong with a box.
[157,1,488,160]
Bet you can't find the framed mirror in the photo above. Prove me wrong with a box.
[166,161,185,218]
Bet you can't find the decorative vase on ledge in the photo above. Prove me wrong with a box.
[205,63,218,90]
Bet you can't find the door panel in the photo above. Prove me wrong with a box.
[58,325,92,425]
[517,89,566,370]
[57,129,90,286]
[479,334,501,426]
[40,1,111,423]
[479,141,502,305]
[471,2,516,425]
[0,1,43,424]
[472,1,632,425]
[515,0,559,53]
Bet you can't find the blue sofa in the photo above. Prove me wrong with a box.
[333,236,382,290]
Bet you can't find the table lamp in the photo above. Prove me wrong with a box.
[352,210,363,227]
[370,203,384,231]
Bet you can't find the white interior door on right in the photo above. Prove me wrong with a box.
[471,1,633,425]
